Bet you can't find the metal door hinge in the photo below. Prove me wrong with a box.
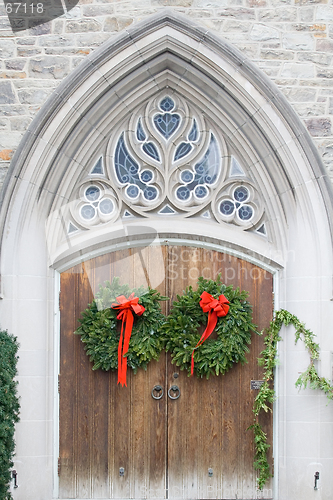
[58,374,60,394]
[59,291,61,310]
[271,458,274,477]
[58,457,61,476]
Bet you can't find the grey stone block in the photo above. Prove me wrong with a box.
[297,51,332,66]
[5,59,27,71]
[82,5,115,17]
[283,32,314,51]
[317,68,333,79]
[66,19,102,33]
[28,56,70,79]
[281,86,317,102]
[293,103,326,117]
[10,116,32,131]
[38,35,76,47]
[250,24,279,41]
[216,8,255,19]
[29,22,52,36]
[316,39,333,52]
[17,48,43,57]
[305,117,332,137]
[18,88,54,104]
[260,49,294,60]
[75,33,111,47]
[0,40,15,58]
[281,62,315,78]
[0,82,17,105]
[0,105,27,116]
[258,7,297,22]
[17,38,36,46]
[104,16,134,32]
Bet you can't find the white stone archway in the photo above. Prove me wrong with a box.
[0,10,333,500]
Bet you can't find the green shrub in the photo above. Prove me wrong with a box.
[0,331,20,500]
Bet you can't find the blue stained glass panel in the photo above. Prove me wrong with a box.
[174,142,192,161]
[220,200,235,216]
[154,113,181,139]
[114,134,140,185]
[176,186,191,201]
[140,170,153,183]
[180,170,194,183]
[81,204,96,220]
[136,119,146,141]
[194,185,208,199]
[238,205,253,221]
[143,142,160,161]
[85,186,101,202]
[188,120,198,142]
[91,157,104,175]
[234,186,249,203]
[143,186,158,201]
[99,198,114,215]
[160,97,175,112]
[126,184,140,199]
[193,135,219,186]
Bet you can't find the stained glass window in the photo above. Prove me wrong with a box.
[136,119,146,142]
[188,120,198,142]
[160,96,175,112]
[219,185,254,222]
[142,142,160,161]
[174,142,192,161]
[176,134,220,202]
[114,134,158,202]
[154,113,181,139]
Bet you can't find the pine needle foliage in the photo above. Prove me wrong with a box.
[0,330,20,500]
[161,276,257,378]
[251,309,333,490]
[75,278,167,373]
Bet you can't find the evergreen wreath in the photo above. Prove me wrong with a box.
[75,277,167,374]
[161,276,257,378]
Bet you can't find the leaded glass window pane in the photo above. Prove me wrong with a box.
[154,113,181,139]
[143,142,160,161]
[114,134,140,185]
[159,96,175,112]
[174,142,192,161]
[188,120,198,142]
[136,119,146,141]
[85,185,101,202]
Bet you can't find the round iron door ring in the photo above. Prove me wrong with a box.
[168,385,180,400]
[151,385,164,400]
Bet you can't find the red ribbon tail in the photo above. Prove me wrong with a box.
[191,352,195,376]
[117,315,125,386]
[191,311,218,376]
[117,310,134,387]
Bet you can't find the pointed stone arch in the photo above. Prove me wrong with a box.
[1,10,333,500]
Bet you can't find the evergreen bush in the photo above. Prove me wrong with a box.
[0,330,20,500]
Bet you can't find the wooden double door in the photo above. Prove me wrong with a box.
[59,245,273,499]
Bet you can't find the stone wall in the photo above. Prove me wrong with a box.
[1,0,333,189]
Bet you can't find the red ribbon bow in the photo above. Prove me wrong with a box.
[111,293,145,387]
[191,291,230,375]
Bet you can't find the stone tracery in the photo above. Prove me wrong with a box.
[70,94,265,234]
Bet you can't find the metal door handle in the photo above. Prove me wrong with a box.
[151,385,164,400]
[168,385,180,400]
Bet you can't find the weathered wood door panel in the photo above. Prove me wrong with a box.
[59,246,273,499]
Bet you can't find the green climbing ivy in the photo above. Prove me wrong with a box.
[0,330,20,500]
[251,309,333,490]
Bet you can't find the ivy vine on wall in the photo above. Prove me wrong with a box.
[0,330,20,500]
[250,309,333,490]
